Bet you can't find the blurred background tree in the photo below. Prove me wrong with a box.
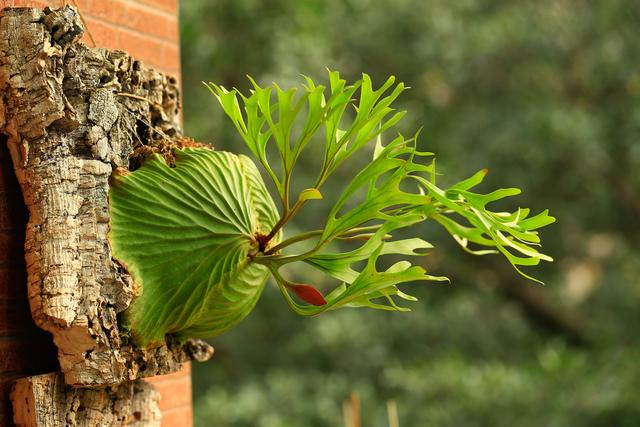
[179,0,640,425]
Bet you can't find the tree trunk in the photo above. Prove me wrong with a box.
[0,5,212,389]
[11,373,161,426]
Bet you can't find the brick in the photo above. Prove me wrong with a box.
[9,0,88,11]
[0,174,17,197]
[80,20,180,74]
[0,264,27,301]
[0,140,6,159]
[0,233,24,265]
[11,0,54,7]
[147,363,190,383]
[122,2,179,42]
[0,374,22,425]
[0,157,19,186]
[84,0,178,42]
[131,0,177,14]
[160,41,180,74]
[0,301,40,335]
[82,16,121,48]
[0,191,27,234]
[0,144,21,195]
[83,0,127,24]
[146,364,193,425]
[0,142,28,242]
[5,2,181,75]
[72,0,91,11]
[146,364,192,410]
[0,338,58,374]
[117,29,166,70]
[160,406,192,427]
[153,377,191,411]
[0,267,27,301]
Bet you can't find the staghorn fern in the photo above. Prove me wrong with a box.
[108,70,555,346]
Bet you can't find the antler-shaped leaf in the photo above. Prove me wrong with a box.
[416,169,555,283]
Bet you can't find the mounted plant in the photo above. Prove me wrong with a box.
[108,71,554,346]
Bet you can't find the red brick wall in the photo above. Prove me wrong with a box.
[8,0,180,76]
[147,364,193,427]
[2,1,190,426]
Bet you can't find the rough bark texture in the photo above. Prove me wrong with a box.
[10,373,160,427]
[0,6,213,387]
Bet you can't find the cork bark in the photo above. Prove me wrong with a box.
[11,373,160,427]
[0,6,213,388]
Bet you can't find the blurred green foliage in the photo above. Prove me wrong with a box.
[179,0,640,425]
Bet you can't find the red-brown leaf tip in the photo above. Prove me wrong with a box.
[287,283,327,306]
